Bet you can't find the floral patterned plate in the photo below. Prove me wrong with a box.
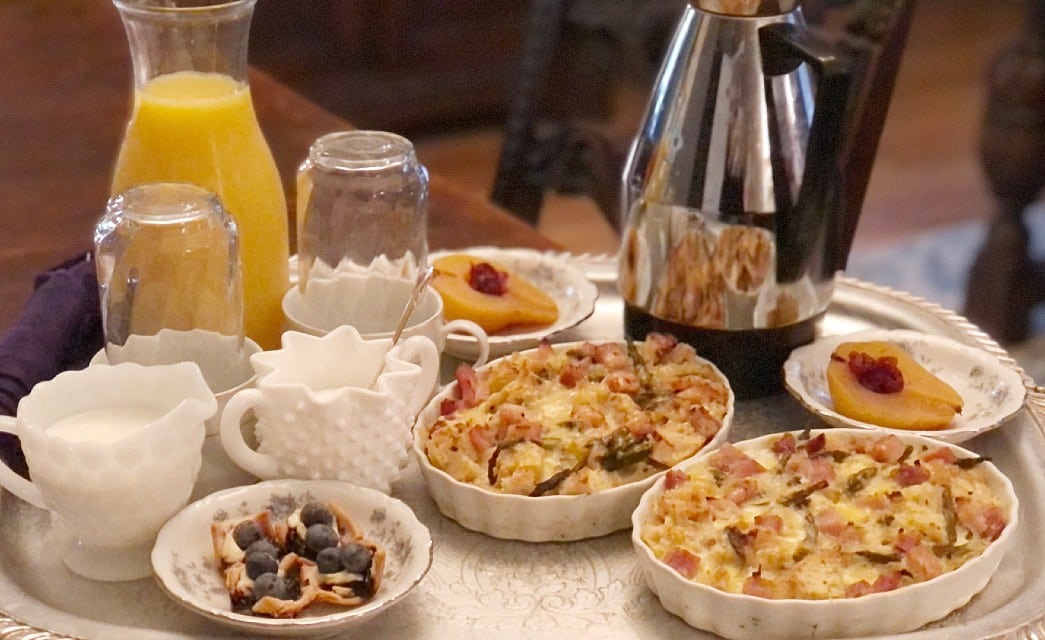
[151,480,432,638]
[429,247,599,361]
[783,329,1026,444]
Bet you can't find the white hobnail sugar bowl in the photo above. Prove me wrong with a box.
[219,326,439,492]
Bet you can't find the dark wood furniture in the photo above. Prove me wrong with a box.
[487,0,916,249]
[964,0,1045,345]
[249,1,532,134]
[489,0,683,229]
[0,0,556,335]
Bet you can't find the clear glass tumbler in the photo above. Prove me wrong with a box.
[296,130,429,290]
[94,182,251,394]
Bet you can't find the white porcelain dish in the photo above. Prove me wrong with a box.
[429,247,599,360]
[783,328,1026,444]
[631,428,1020,640]
[151,479,432,638]
[412,340,734,541]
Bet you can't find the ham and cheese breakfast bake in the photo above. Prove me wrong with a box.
[638,429,1013,601]
[425,334,731,497]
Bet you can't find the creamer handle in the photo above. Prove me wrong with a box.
[395,335,441,416]
[0,417,47,509]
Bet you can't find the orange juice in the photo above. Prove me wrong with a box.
[112,71,289,350]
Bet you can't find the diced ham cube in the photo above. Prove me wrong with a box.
[895,463,930,486]
[664,469,687,490]
[663,548,700,579]
[921,447,958,465]
[870,434,907,463]
[455,364,480,408]
[955,499,1007,541]
[903,544,944,581]
[772,433,797,457]
[710,443,765,478]
[794,454,836,484]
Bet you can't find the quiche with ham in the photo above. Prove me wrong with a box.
[424,334,731,496]
[638,429,1012,600]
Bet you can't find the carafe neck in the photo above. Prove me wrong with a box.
[113,0,256,88]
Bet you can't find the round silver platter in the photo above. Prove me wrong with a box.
[1,256,1043,640]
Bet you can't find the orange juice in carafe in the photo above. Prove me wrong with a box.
[111,70,289,350]
[111,0,290,351]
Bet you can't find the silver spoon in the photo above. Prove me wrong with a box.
[390,265,435,347]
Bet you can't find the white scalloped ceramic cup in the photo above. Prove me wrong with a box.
[220,326,439,493]
[282,272,490,367]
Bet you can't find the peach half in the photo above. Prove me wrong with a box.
[826,340,964,430]
[431,254,558,333]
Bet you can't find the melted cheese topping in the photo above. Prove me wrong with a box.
[425,337,730,496]
[640,431,1009,600]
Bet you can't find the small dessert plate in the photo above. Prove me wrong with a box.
[429,247,599,360]
[783,329,1026,444]
[151,479,432,638]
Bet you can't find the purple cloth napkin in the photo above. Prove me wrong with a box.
[0,252,103,475]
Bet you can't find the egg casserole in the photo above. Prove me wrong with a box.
[639,430,1010,600]
[425,334,731,496]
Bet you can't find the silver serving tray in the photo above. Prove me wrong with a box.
[1,258,1044,640]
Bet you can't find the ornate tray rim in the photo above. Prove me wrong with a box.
[1,257,1043,640]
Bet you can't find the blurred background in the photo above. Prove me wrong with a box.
[247,0,1026,256]
[247,0,1045,360]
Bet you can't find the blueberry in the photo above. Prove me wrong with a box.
[245,539,279,559]
[299,502,332,527]
[231,520,263,550]
[279,575,301,601]
[339,542,373,575]
[252,572,299,601]
[305,523,339,553]
[315,547,343,574]
[252,572,281,599]
[245,551,279,580]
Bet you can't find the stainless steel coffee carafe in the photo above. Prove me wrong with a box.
[619,0,909,398]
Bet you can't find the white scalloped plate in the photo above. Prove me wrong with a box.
[783,329,1026,444]
[429,247,600,360]
[151,480,433,638]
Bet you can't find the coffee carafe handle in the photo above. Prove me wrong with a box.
[760,23,855,284]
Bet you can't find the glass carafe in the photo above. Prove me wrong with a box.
[111,0,289,350]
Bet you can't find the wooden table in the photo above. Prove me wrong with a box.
[0,0,556,334]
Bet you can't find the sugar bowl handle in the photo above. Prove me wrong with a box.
[390,334,441,416]
[219,389,279,480]
[0,417,47,509]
